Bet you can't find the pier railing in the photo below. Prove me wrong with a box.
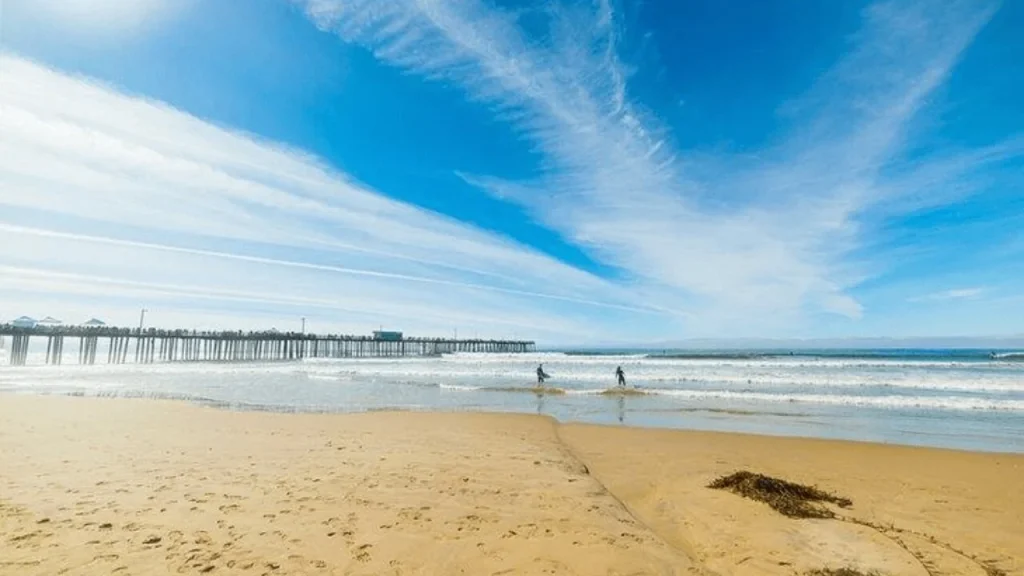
[0,325,535,366]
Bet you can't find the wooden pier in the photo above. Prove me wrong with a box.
[0,326,535,367]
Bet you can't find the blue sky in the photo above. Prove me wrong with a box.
[0,0,1022,344]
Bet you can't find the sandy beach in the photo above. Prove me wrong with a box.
[1,396,1021,575]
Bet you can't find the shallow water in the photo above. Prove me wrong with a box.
[1,350,1022,453]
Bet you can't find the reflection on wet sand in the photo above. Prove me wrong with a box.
[534,391,546,415]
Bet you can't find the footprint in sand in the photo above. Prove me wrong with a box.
[354,544,373,562]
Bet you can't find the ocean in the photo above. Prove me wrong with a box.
[1,348,1022,453]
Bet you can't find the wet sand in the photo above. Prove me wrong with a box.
[1,395,1021,575]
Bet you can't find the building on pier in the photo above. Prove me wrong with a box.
[11,316,37,329]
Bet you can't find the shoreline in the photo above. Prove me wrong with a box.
[1,388,1022,456]
[1,349,1021,455]
[1,395,1022,575]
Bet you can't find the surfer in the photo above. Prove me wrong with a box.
[536,364,550,385]
[615,365,626,388]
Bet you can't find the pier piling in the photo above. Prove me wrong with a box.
[1,325,535,367]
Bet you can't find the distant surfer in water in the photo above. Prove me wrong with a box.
[536,364,550,385]
[615,365,626,388]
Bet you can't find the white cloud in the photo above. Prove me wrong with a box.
[296,0,1017,335]
[4,0,191,37]
[0,53,664,343]
[2,0,1018,342]
[910,288,988,302]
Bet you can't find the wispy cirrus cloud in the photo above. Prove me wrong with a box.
[297,0,1020,335]
[909,287,988,302]
[0,53,660,341]
[2,0,1019,342]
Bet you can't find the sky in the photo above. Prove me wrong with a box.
[0,0,1022,345]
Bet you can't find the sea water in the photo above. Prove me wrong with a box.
[1,349,1022,453]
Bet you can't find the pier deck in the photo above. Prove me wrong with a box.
[0,326,535,366]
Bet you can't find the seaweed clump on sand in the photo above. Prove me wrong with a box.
[708,471,852,519]
[806,565,880,569]
[983,564,1008,576]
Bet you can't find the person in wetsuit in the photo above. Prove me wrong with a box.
[536,364,549,385]
[615,365,626,387]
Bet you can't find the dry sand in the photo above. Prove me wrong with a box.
[0,396,1020,576]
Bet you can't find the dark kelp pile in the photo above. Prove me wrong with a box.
[707,471,852,519]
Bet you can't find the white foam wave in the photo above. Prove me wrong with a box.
[646,373,1024,393]
[285,356,1024,394]
[429,383,1021,411]
[647,389,1024,411]
[3,351,1022,414]
[563,388,607,395]
[439,383,484,392]
[305,373,351,382]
